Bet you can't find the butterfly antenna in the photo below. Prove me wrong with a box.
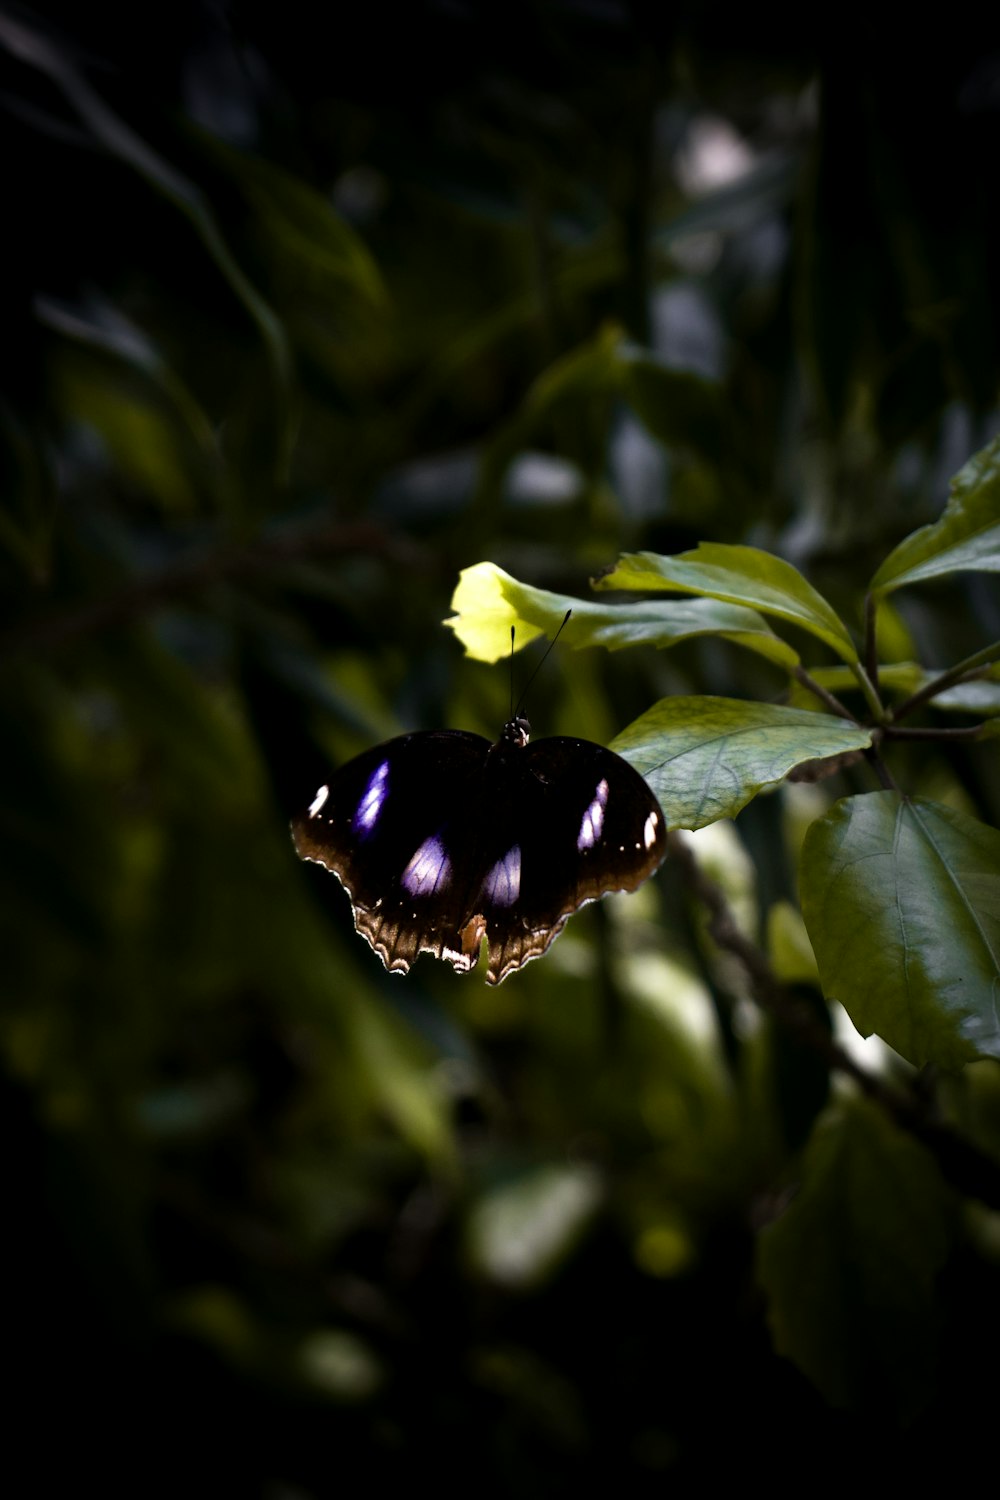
[513,609,572,719]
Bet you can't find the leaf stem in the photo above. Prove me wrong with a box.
[864,740,899,791]
[848,660,886,723]
[864,592,879,697]
[792,666,857,722]
[891,641,1000,722]
[884,723,989,742]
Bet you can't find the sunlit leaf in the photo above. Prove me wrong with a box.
[445,561,799,667]
[767,900,819,985]
[870,433,1000,594]
[799,792,1000,1067]
[345,991,456,1166]
[464,1164,603,1289]
[757,1098,953,1420]
[611,697,872,830]
[298,1329,384,1401]
[598,544,859,664]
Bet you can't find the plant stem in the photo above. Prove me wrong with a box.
[892,640,1000,721]
[886,723,989,741]
[792,666,857,722]
[864,740,899,790]
[864,592,879,697]
[848,660,886,723]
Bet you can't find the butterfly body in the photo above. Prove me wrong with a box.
[292,716,666,984]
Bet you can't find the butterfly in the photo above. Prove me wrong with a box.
[291,712,667,984]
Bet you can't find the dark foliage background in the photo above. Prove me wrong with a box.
[3,3,1000,1494]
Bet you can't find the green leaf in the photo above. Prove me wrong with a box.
[931,680,1000,716]
[598,544,859,665]
[767,900,819,985]
[523,322,624,414]
[205,139,386,307]
[610,698,873,830]
[757,1098,952,1420]
[620,354,729,457]
[345,991,456,1167]
[445,561,799,667]
[53,349,208,513]
[799,792,1000,1067]
[870,434,1000,594]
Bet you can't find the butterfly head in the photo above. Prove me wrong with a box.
[501,715,531,749]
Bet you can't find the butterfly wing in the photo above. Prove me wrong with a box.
[291,730,497,977]
[475,736,667,982]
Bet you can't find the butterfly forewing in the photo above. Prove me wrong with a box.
[292,725,667,984]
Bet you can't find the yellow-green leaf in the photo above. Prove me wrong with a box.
[599,544,858,665]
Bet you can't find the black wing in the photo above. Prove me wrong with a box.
[291,730,495,978]
[475,736,667,982]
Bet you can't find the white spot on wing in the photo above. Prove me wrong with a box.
[481,845,521,907]
[402,835,451,896]
[577,778,610,852]
[308,784,330,818]
[354,760,390,836]
[643,810,659,850]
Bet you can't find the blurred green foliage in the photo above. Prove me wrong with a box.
[2,4,1000,1495]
